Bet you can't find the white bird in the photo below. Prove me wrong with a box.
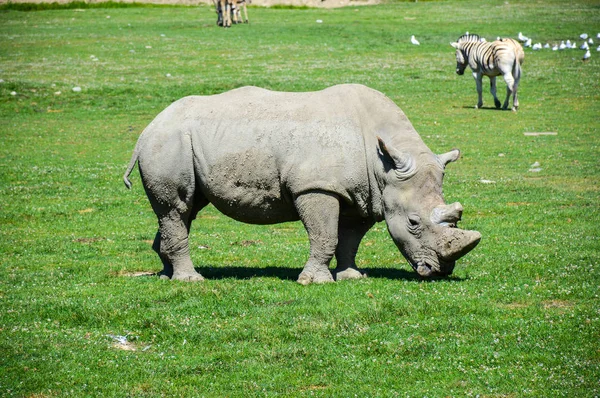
[580,41,589,50]
[480,37,487,42]
[544,43,550,49]
[580,33,588,40]
[597,45,600,52]
[552,44,559,51]
[532,43,542,50]
[410,35,420,45]
[589,38,594,44]
[518,32,529,42]
[583,49,591,61]
[524,38,532,47]
[559,41,567,50]
[566,40,573,48]
[597,33,600,39]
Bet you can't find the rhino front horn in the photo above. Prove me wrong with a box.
[437,228,481,261]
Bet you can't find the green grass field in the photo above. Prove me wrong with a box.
[1,0,599,396]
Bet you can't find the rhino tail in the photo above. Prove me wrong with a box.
[123,147,139,190]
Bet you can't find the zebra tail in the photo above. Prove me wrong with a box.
[513,58,522,82]
[514,44,524,80]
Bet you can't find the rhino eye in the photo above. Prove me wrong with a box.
[407,215,422,236]
[407,215,421,227]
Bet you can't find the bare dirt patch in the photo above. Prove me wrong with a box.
[542,300,574,310]
[500,302,530,310]
[115,270,156,277]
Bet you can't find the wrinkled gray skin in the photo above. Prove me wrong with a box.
[123,84,481,284]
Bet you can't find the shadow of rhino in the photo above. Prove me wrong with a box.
[134,266,466,282]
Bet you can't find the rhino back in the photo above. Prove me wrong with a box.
[141,85,425,223]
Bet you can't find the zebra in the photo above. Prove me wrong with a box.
[451,34,524,111]
[213,0,232,27]
[233,0,250,25]
[214,0,249,27]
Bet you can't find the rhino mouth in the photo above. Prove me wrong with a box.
[411,258,455,278]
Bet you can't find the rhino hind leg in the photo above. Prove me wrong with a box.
[153,207,205,282]
[145,173,208,282]
[294,192,339,285]
[151,230,173,279]
[333,218,374,281]
[152,206,208,281]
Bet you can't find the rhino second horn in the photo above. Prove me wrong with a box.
[431,202,463,226]
[437,228,481,261]
[437,149,461,168]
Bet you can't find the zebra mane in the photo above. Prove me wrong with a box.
[457,33,481,43]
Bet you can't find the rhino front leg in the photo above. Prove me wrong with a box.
[333,217,374,281]
[295,192,339,285]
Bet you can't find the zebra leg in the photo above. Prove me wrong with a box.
[223,0,232,27]
[490,76,501,109]
[232,6,239,24]
[218,0,227,27]
[242,2,249,23]
[512,75,520,111]
[473,72,483,109]
[214,0,223,26]
[502,73,515,111]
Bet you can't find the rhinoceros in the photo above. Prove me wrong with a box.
[123,84,481,284]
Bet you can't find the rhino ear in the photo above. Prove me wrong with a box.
[437,149,460,168]
[377,136,415,176]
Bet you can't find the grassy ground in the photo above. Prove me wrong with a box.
[1,0,599,396]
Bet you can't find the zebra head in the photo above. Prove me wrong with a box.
[451,34,481,75]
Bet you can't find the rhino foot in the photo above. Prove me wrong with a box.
[297,269,335,285]
[333,266,367,281]
[171,271,205,282]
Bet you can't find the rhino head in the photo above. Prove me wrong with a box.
[377,137,481,277]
